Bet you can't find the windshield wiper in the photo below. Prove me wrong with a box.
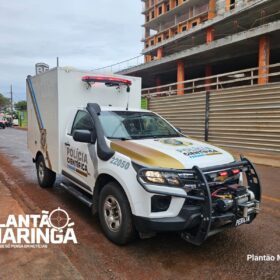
[153,134,180,138]
[108,137,131,141]
[130,134,179,140]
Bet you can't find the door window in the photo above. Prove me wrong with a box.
[71,110,93,134]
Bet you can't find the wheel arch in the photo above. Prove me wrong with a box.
[92,173,134,215]
[33,151,44,164]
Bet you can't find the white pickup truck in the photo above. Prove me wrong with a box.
[27,67,261,245]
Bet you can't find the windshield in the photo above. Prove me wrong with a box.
[99,111,180,140]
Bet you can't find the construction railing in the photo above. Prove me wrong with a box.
[142,63,280,97]
[92,56,144,74]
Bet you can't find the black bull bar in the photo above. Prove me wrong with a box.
[137,157,261,245]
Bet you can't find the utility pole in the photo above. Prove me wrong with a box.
[10,84,13,114]
[57,57,59,67]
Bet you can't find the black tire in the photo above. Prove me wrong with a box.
[36,154,56,188]
[98,182,136,245]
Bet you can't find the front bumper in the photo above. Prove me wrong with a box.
[133,204,201,233]
[136,157,261,245]
[133,199,259,234]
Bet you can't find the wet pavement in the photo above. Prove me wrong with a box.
[0,128,279,280]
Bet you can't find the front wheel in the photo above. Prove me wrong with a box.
[98,182,136,245]
[36,154,56,188]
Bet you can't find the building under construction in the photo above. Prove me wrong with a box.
[118,0,280,92]
[94,0,280,154]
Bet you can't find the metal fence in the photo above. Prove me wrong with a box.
[149,93,206,140]
[148,82,280,154]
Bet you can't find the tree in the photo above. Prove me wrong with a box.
[0,93,10,111]
[14,100,27,111]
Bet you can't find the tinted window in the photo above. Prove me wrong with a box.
[71,111,93,134]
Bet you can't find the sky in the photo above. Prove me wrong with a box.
[0,0,143,101]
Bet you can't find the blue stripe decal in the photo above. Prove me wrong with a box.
[27,77,44,129]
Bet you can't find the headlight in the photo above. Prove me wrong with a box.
[144,171,165,184]
[162,172,181,186]
[140,170,196,190]
[144,171,180,186]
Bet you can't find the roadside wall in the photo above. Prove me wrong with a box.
[148,83,280,154]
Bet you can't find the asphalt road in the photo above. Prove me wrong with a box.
[0,128,279,280]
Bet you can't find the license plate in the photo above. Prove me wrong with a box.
[235,216,250,227]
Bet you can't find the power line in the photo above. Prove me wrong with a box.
[10,84,13,113]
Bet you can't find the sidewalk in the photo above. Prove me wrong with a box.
[0,168,83,280]
[221,147,280,168]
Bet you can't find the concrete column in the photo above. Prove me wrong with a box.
[169,28,172,38]
[206,27,214,44]
[156,76,161,86]
[157,47,164,59]
[225,0,231,11]
[154,0,159,17]
[145,55,152,63]
[156,76,161,93]
[162,3,166,13]
[258,35,270,85]
[208,0,216,19]
[177,61,185,95]
[205,65,212,91]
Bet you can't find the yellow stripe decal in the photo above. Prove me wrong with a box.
[110,141,184,169]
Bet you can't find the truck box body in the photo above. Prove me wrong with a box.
[27,67,141,174]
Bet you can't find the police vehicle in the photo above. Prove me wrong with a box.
[27,67,261,245]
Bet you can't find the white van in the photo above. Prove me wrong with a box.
[27,67,261,245]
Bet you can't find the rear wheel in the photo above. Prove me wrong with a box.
[98,182,136,245]
[36,154,56,188]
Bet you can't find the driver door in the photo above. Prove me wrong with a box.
[62,110,96,194]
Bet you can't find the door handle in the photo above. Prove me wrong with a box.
[64,142,70,146]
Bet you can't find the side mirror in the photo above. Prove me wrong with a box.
[73,130,96,144]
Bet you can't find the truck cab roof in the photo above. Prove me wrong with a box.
[77,106,150,113]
